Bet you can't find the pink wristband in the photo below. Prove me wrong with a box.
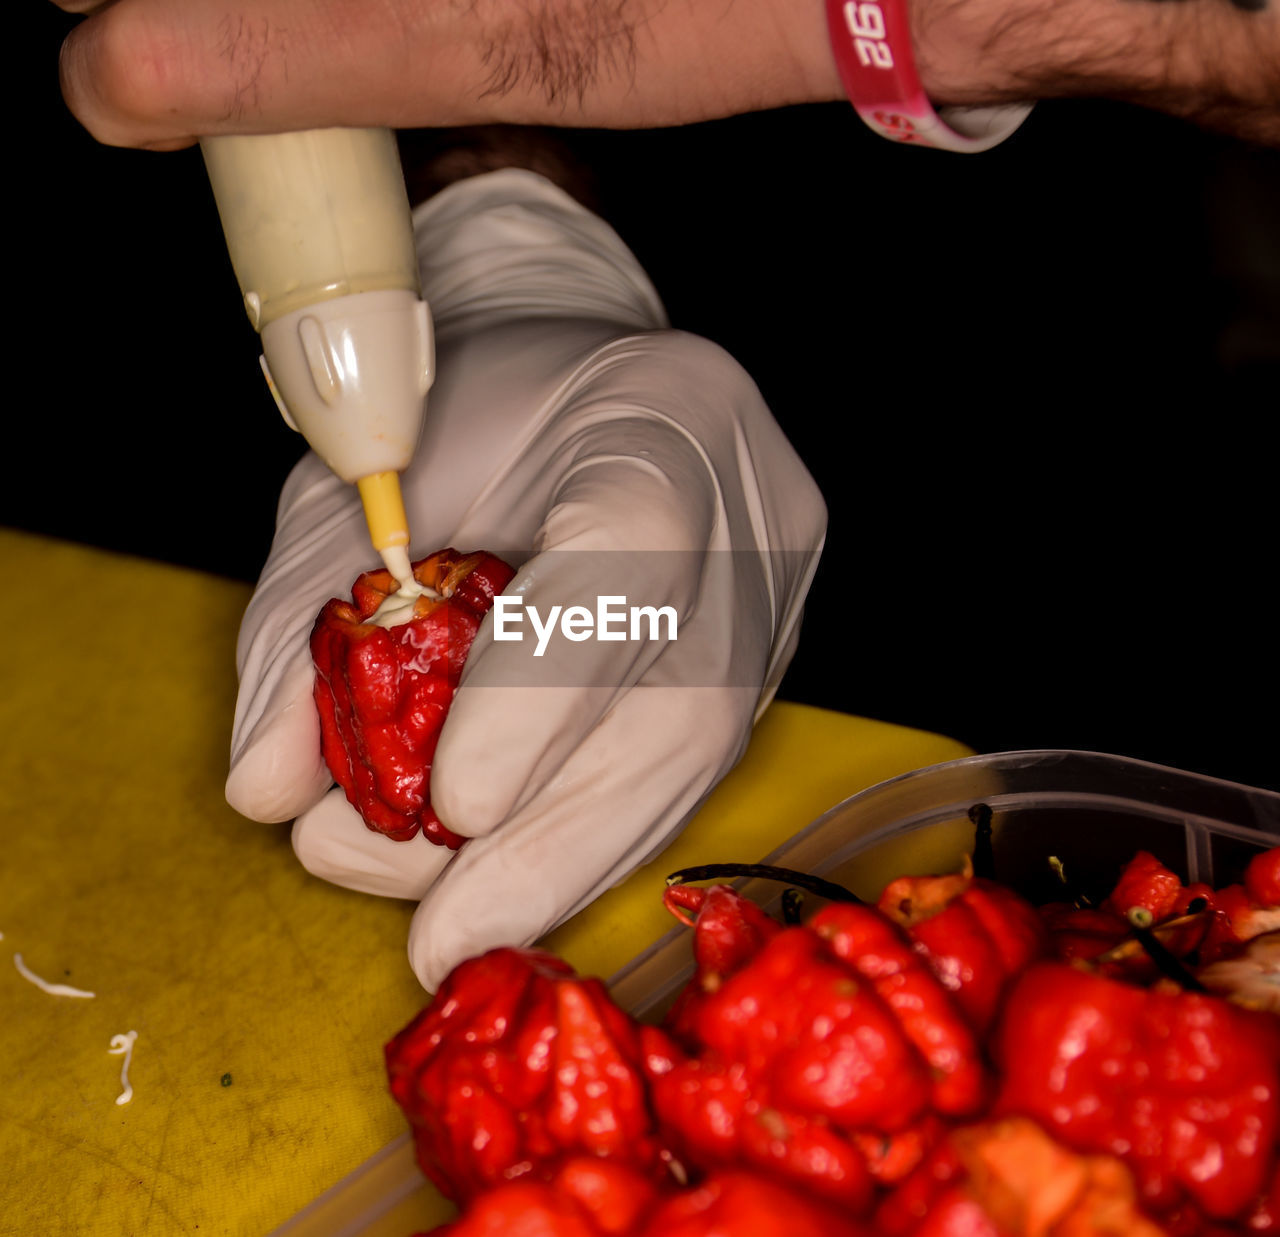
[825,0,1032,152]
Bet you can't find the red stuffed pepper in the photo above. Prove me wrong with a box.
[311,548,514,845]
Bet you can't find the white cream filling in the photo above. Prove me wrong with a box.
[379,546,417,594]
[368,578,441,629]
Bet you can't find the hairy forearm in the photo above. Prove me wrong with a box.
[914,0,1279,143]
[55,0,1278,148]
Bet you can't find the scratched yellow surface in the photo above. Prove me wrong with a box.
[0,528,970,1235]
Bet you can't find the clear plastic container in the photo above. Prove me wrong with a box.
[609,748,1280,1019]
[271,749,1280,1235]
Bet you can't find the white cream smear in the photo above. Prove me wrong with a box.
[380,545,417,593]
[14,952,96,998]
[369,578,440,629]
[109,1031,138,1105]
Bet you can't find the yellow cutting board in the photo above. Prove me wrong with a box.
[0,528,971,1235]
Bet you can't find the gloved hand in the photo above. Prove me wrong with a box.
[225,169,826,991]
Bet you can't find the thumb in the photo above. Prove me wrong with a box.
[225,654,330,823]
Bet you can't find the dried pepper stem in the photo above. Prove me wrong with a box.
[1125,907,1210,992]
[665,863,862,904]
[969,802,996,880]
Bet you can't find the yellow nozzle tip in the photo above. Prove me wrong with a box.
[356,472,410,552]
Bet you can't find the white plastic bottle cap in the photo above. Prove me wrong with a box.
[260,289,435,481]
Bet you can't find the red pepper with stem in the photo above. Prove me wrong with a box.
[1040,851,1210,980]
[659,883,782,1048]
[1104,849,1185,922]
[311,548,514,845]
[661,884,783,980]
[1042,846,1280,978]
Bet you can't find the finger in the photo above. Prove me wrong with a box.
[56,0,481,149]
[224,459,370,822]
[51,0,113,14]
[407,683,756,991]
[224,653,329,824]
[291,789,456,900]
[432,445,715,837]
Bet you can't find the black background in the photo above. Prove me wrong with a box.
[11,7,1279,792]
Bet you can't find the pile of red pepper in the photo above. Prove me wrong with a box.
[385,842,1280,1236]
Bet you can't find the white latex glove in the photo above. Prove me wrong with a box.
[226,169,826,991]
